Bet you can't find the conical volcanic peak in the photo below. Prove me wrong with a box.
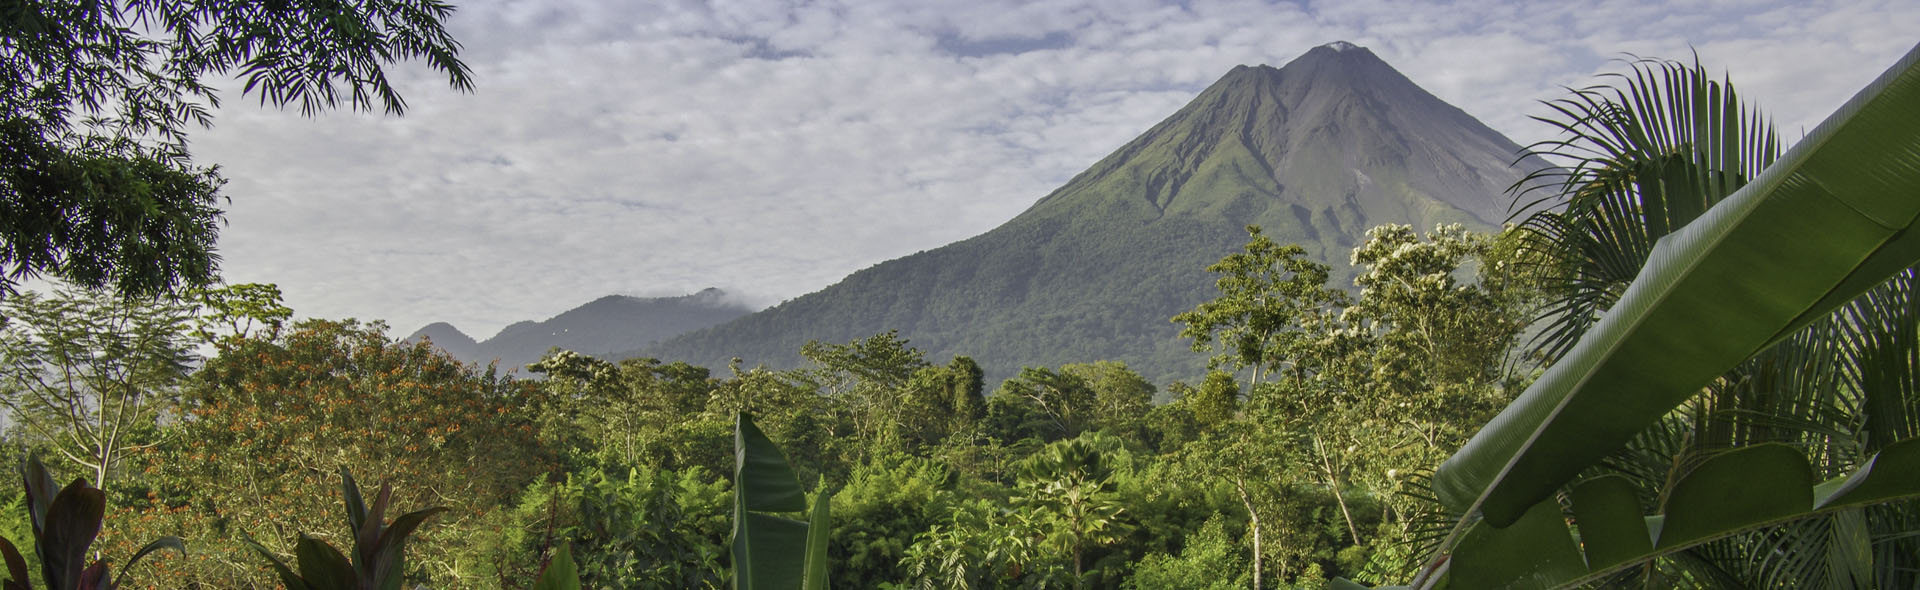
[643,44,1544,383]
[1027,42,1524,237]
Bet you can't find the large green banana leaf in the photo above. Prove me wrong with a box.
[1342,448,1920,589]
[1441,439,1920,589]
[1430,40,1920,528]
[731,413,831,590]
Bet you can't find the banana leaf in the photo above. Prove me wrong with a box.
[731,413,831,590]
[1442,439,1920,589]
[1432,40,1920,527]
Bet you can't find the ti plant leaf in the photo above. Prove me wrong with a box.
[249,468,446,590]
[731,413,832,590]
[0,535,33,590]
[7,457,184,590]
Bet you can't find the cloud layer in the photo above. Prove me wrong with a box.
[188,0,1920,340]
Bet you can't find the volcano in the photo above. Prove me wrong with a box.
[642,42,1543,383]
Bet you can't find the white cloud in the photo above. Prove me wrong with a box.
[186,0,1920,340]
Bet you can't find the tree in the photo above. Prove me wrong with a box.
[1339,224,1530,496]
[1059,361,1155,438]
[1178,418,1289,589]
[516,465,730,589]
[1124,516,1249,590]
[0,287,194,488]
[945,356,987,431]
[0,0,475,297]
[827,456,954,588]
[1401,48,1920,589]
[1173,225,1348,388]
[1347,224,1530,390]
[1013,434,1133,589]
[529,350,718,471]
[188,282,294,345]
[799,331,931,451]
[160,318,552,587]
[994,366,1098,440]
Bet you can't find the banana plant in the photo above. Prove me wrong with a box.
[730,413,830,590]
[0,456,184,590]
[246,467,447,590]
[1347,41,1920,590]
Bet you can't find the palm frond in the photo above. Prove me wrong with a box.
[1512,56,1781,361]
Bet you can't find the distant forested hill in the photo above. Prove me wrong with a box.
[408,288,751,372]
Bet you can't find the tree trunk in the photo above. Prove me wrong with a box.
[1237,478,1262,590]
[1074,548,1084,590]
[1314,435,1362,543]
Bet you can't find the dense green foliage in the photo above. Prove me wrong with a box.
[0,216,1535,589]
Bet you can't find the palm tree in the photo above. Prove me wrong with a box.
[1360,43,1920,589]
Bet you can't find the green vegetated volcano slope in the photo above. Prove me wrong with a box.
[641,43,1542,384]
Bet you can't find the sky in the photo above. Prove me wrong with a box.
[186,0,1920,341]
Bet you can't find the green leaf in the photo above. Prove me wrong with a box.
[1814,437,1920,508]
[1656,444,1813,549]
[112,536,185,590]
[1451,498,1585,589]
[1446,439,1920,588]
[294,535,355,590]
[733,513,810,590]
[1826,508,1874,588]
[1566,476,1649,570]
[531,544,581,590]
[731,413,830,590]
[1434,42,1920,527]
[736,413,806,513]
[800,482,831,590]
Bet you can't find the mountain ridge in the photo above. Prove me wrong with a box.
[407,288,753,372]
